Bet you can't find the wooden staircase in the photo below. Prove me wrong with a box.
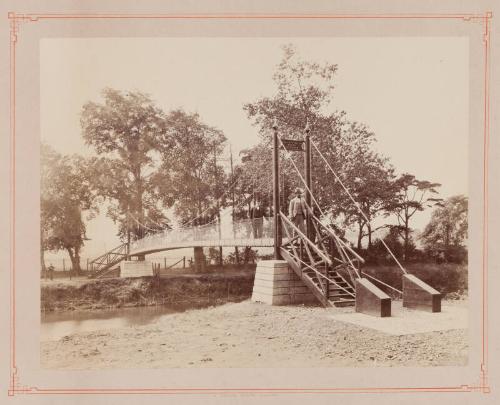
[279,211,361,308]
[88,243,129,279]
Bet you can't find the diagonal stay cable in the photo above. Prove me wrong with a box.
[278,135,361,278]
[310,139,407,275]
[362,272,403,296]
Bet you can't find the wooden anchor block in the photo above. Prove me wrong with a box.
[402,274,441,312]
[355,278,391,317]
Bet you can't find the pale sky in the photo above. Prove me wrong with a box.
[40,37,468,259]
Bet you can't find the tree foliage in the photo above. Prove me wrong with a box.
[420,195,468,262]
[242,44,398,247]
[41,144,98,273]
[81,88,174,240]
[158,109,227,224]
[384,174,443,261]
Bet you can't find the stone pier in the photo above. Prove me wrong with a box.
[120,260,153,278]
[251,260,316,305]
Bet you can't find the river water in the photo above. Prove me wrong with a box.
[41,303,207,341]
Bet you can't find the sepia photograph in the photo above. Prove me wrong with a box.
[38,36,470,370]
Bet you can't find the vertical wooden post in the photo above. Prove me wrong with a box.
[183,256,186,268]
[164,257,167,270]
[304,121,312,241]
[273,119,282,259]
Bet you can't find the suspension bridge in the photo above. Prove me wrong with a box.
[88,121,441,315]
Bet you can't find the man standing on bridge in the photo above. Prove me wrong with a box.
[288,188,307,236]
[251,202,264,239]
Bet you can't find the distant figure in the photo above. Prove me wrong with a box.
[251,203,264,239]
[263,206,273,237]
[288,188,307,235]
[47,263,55,281]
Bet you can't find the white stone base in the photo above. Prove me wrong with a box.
[120,261,153,278]
[251,260,317,306]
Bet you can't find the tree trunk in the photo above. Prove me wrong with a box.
[357,221,364,250]
[367,222,372,249]
[41,248,46,273]
[73,246,82,274]
[403,223,409,262]
[66,247,82,275]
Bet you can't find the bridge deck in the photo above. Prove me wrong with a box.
[129,237,276,256]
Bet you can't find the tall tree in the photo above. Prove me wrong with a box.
[341,151,396,249]
[157,109,227,225]
[244,43,342,139]
[384,173,443,261]
[243,44,396,243]
[236,144,274,211]
[81,88,174,241]
[41,144,98,274]
[420,195,468,261]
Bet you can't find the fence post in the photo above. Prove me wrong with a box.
[183,256,186,268]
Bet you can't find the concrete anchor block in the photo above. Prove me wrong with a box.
[355,278,391,317]
[403,274,441,312]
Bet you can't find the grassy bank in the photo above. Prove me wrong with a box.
[41,271,255,312]
[41,262,466,312]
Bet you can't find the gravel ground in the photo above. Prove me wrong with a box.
[40,299,467,369]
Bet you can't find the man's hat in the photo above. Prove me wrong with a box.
[294,187,303,194]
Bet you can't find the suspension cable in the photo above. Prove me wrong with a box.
[278,135,361,278]
[128,213,162,233]
[178,173,242,229]
[310,139,407,274]
[361,271,403,296]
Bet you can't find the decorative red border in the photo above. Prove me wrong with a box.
[7,11,492,396]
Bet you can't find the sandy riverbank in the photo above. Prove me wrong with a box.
[41,299,467,369]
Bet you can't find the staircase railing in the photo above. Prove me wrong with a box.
[280,212,332,265]
[304,205,363,288]
[305,204,364,264]
[279,212,356,306]
[89,242,129,277]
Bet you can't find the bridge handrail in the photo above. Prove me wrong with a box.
[279,212,332,265]
[130,217,275,253]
